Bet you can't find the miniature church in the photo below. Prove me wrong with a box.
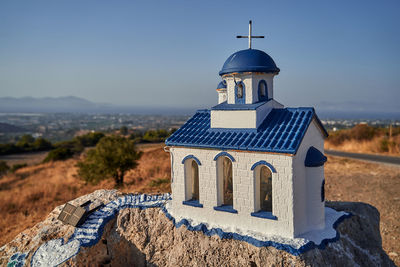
[165,21,328,238]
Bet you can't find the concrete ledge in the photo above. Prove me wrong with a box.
[213,205,238,214]
[250,211,277,220]
[182,200,203,208]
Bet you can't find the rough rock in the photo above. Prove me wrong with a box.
[0,190,395,267]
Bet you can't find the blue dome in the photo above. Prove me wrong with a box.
[219,49,280,76]
[217,80,227,89]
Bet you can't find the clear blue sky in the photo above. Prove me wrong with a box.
[0,0,399,113]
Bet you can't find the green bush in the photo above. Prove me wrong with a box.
[11,163,28,173]
[120,126,128,135]
[43,147,74,163]
[0,160,10,177]
[77,135,142,186]
[74,132,105,147]
[380,138,389,152]
[351,124,376,141]
[33,137,53,151]
[16,134,35,148]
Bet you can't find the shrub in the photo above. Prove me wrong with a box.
[32,137,53,151]
[43,147,74,163]
[16,134,35,148]
[0,160,9,177]
[10,163,28,173]
[380,138,389,152]
[75,132,105,147]
[77,135,142,186]
[53,140,84,154]
[120,126,128,135]
[350,124,376,141]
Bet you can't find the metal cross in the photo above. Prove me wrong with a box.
[236,20,264,49]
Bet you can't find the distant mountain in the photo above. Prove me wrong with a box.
[0,96,107,113]
[0,97,196,115]
[0,123,27,133]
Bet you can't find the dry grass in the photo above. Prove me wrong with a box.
[0,144,399,265]
[0,144,171,246]
[325,135,400,155]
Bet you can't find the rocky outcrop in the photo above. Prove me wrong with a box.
[0,190,395,267]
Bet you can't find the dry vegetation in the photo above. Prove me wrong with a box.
[0,144,170,246]
[0,144,399,265]
[326,124,400,155]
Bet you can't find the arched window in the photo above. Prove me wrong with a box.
[235,82,245,104]
[321,179,325,202]
[182,155,202,207]
[222,156,233,205]
[191,160,199,201]
[251,161,276,219]
[259,166,272,212]
[258,80,268,101]
[214,152,236,213]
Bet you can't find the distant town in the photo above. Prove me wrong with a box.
[0,112,399,144]
[0,113,188,143]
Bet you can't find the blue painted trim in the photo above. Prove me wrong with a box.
[305,146,327,167]
[213,205,238,214]
[235,81,245,104]
[181,155,202,165]
[208,127,258,133]
[162,205,352,256]
[183,200,203,208]
[251,211,277,220]
[211,101,267,110]
[28,193,353,266]
[31,193,172,267]
[213,151,236,162]
[217,80,227,89]
[258,80,268,101]
[250,160,276,173]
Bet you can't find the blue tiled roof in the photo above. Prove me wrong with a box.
[165,107,328,154]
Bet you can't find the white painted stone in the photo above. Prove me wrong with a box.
[222,73,278,104]
[210,99,284,129]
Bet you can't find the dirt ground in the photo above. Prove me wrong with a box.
[0,146,399,265]
[325,156,400,265]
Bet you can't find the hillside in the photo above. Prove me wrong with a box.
[0,145,399,265]
[326,124,400,156]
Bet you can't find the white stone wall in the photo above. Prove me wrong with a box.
[250,73,276,102]
[217,89,227,104]
[222,73,277,104]
[292,119,326,236]
[210,99,283,129]
[210,109,257,128]
[169,147,296,238]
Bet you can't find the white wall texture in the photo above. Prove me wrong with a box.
[222,73,277,104]
[210,99,284,129]
[169,147,296,238]
[292,119,326,236]
[217,89,227,104]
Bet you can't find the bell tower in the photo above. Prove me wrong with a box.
[212,21,283,129]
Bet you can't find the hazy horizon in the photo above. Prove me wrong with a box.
[0,1,399,113]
